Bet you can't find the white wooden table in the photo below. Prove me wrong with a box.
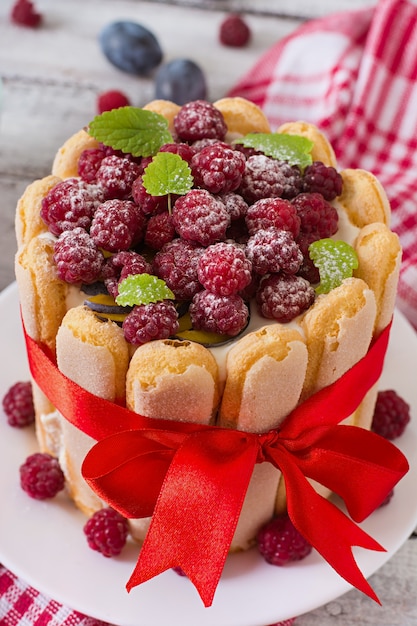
[0,1,416,625]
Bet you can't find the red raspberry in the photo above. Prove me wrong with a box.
[2,381,35,428]
[102,251,152,298]
[41,178,105,236]
[256,273,315,322]
[219,192,248,221]
[292,192,338,239]
[191,138,229,152]
[303,161,343,201]
[20,453,65,500]
[190,290,248,336]
[122,300,179,345]
[159,142,196,164]
[246,228,302,276]
[153,239,205,300]
[219,14,251,47]
[90,199,146,252]
[296,232,321,284]
[10,0,42,27]
[191,144,246,194]
[257,515,312,566]
[97,90,131,114]
[197,242,252,296]
[96,155,142,199]
[172,189,230,246]
[84,508,129,558]
[144,212,176,250]
[371,390,411,440]
[245,198,300,239]
[239,155,303,204]
[54,227,104,284]
[78,148,106,183]
[174,100,227,142]
[132,175,170,216]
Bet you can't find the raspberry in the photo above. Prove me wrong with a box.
[303,161,343,201]
[122,300,179,344]
[102,251,152,298]
[174,100,227,142]
[159,142,196,164]
[239,155,303,204]
[84,508,129,557]
[191,144,246,194]
[2,381,35,427]
[172,189,230,246]
[20,453,65,500]
[292,192,338,239]
[10,0,42,27]
[256,274,315,322]
[246,228,302,276]
[153,239,204,300]
[90,199,146,252]
[41,178,105,236]
[54,227,104,284]
[219,192,248,221]
[144,212,176,250]
[132,175,169,216]
[296,232,321,284]
[78,148,106,183]
[192,138,229,152]
[257,515,312,566]
[96,155,142,199]
[245,198,300,239]
[371,390,411,439]
[197,242,252,296]
[219,14,251,47]
[97,90,131,114]
[190,290,248,336]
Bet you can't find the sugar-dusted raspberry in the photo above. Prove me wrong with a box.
[131,175,170,216]
[78,148,106,183]
[191,144,246,194]
[102,250,152,298]
[296,232,320,284]
[10,0,42,27]
[144,212,176,250]
[190,290,249,336]
[245,198,300,239]
[122,300,179,344]
[218,192,248,221]
[153,239,205,300]
[54,227,104,284]
[96,155,142,199]
[174,100,227,143]
[191,138,229,152]
[246,228,303,276]
[219,14,251,47]
[2,381,35,428]
[371,390,411,440]
[90,199,146,252]
[256,273,315,322]
[172,189,230,246]
[239,155,303,204]
[20,453,65,500]
[41,178,105,236]
[257,515,312,566]
[84,508,129,558]
[97,90,131,114]
[197,242,252,296]
[159,142,196,164]
[292,192,338,239]
[303,161,343,201]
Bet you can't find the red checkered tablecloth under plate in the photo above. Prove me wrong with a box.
[2,0,417,624]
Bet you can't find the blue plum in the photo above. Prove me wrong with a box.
[99,21,163,76]
[154,59,207,105]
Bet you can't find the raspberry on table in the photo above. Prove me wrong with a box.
[102,250,152,298]
[10,0,42,27]
[144,211,176,250]
[239,155,303,204]
[257,515,312,566]
[84,508,129,558]
[303,161,343,200]
[54,227,105,284]
[292,192,339,239]
[245,198,301,239]
[2,381,35,428]
[246,228,303,276]
[97,90,131,114]
[96,155,142,199]
[122,300,179,344]
[174,100,227,142]
[191,144,246,194]
[153,238,205,300]
[371,389,411,439]
[197,242,253,296]
[189,290,249,336]
[219,14,251,48]
[20,453,65,500]
[256,273,315,322]
[90,199,146,252]
[172,189,231,246]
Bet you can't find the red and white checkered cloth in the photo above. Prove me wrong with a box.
[2,1,416,624]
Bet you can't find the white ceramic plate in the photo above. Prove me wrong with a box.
[1,282,416,626]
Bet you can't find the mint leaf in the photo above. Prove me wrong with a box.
[309,239,359,294]
[88,107,173,157]
[142,152,194,197]
[116,273,175,307]
[235,133,313,168]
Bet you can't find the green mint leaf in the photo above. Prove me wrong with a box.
[235,133,313,168]
[142,152,194,196]
[309,239,359,294]
[116,273,175,306]
[88,107,173,157]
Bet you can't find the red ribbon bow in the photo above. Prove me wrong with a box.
[23,321,409,607]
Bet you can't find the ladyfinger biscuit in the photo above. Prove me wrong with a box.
[15,175,61,248]
[52,129,100,179]
[337,169,390,227]
[277,121,337,167]
[213,97,271,136]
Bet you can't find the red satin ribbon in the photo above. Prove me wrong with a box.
[23,321,409,607]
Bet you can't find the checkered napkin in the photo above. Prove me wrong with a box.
[229,0,417,330]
